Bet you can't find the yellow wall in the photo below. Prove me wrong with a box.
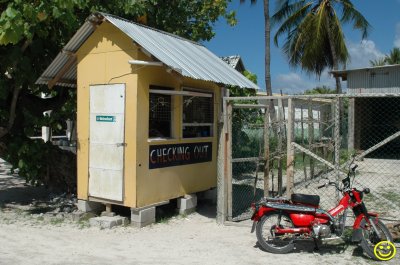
[76,21,221,208]
[76,22,138,207]
[135,55,220,207]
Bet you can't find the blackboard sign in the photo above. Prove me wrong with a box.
[149,142,212,169]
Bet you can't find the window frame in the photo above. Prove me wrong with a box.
[148,85,174,140]
[181,87,214,139]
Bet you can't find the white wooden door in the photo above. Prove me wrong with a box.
[89,84,125,201]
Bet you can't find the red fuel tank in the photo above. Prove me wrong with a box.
[289,213,315,226]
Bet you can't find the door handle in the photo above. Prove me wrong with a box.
[116,143,127,147]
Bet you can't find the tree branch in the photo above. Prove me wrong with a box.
[0,38,34,139]
[0,86,22,139]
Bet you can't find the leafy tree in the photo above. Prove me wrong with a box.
[370,47,400,66]
[272,0,370,94]
[0,0,236,192]
[304,86,335,94]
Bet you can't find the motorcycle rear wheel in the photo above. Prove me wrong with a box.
[256,211,295,254]
[359,217,393,260]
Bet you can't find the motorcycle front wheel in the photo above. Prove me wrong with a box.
[359,216,393,260]
[256,211,295,254]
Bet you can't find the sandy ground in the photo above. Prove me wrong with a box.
[0,160,399,265]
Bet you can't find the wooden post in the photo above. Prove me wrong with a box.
[348,98,355,151]
[226,102,233,221]
[277,98,284,196]
[300,105,307,181]
[105,203,112,213]
[308,99,315,178]
[334,98,341,201]
[263,104,271,197]
[286,98,295,199]
[217,92,227,224]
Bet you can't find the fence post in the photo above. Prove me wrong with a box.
[286,98,295,199]
[277,98,284,196]
[348,98,355,151]
[308,99,315,178]
[334,97,341,201]
[217,91,228,224]
[264,104,271,197]
[226,102,233,221]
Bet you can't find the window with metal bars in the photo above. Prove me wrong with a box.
[182,91,213,138]
[149,86,172,138]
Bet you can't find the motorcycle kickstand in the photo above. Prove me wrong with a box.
[313,237,320,251]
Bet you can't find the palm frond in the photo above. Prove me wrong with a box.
[274,0,368,77]
[370,58,386,67]
[330,12,349,64]
[340,0,370,39]
[271,0,307,26]
[385,47,400,65]
[314,0,328,40]
[273,2,312,46]
[239,0,257,5]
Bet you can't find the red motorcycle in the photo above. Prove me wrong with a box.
[250,163,393,259]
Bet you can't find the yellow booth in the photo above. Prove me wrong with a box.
[36,12,259,226]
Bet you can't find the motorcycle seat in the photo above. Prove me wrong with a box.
[291,193,320,206]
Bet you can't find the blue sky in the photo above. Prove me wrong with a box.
[205,0,400,93]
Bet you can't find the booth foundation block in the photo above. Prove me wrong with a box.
[77,200,105,213]
[177,194,197,215]
[131,207,156,228]
[89,216,129,229]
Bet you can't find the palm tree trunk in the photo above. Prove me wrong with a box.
[264,0,272,96]
[263,0,282,196]
[325,14,344,137]
[325,15,342,94]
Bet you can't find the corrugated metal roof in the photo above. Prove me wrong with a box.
[36,12,259,90]
[331,64,400,75]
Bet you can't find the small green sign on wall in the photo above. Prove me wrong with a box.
[96,115,116,122]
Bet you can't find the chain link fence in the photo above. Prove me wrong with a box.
[220,94,400,223]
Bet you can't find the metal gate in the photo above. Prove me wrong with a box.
[217,94,400,223]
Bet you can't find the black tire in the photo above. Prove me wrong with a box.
[255,211,295,254]
[359,217,393,260]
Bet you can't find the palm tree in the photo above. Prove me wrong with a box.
[369,47,400,67]
[370,58,386,67]
[272,0,370,93]
[385,47,400,65]
[241,0,277,197]
[240,0,272,96]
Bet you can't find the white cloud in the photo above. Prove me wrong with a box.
[273,71,335,94]
[347,40,384,68]
[394,22,400,48]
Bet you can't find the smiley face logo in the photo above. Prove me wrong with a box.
[373,241,396,261]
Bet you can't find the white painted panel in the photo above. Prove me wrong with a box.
[89,84,125,202]
[89,113,124,144]
[90,84,125,114]
[88,169,124,201]
[89,144,124,170]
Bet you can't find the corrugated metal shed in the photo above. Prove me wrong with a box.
[221,55,245,73]
[36,12,259,90]
[331,65,400,94]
